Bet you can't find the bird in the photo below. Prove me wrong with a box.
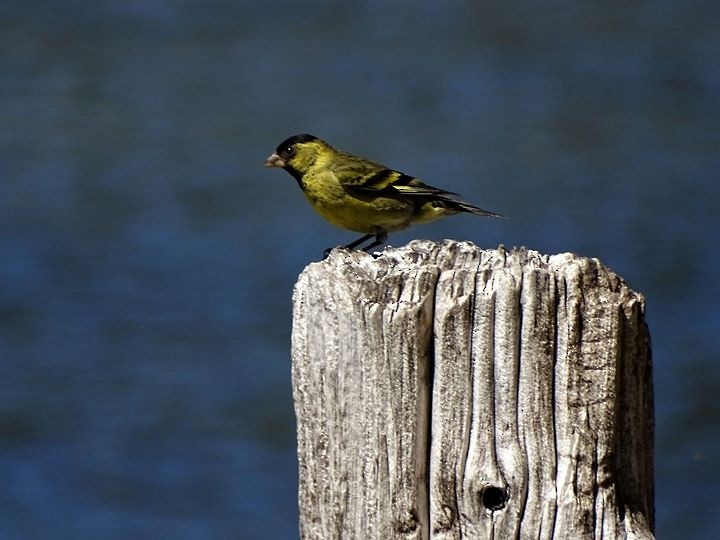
[264,133,502,255]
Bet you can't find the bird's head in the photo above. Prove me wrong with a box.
[265,133,329,180]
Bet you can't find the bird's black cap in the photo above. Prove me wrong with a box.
[276,133,319,152]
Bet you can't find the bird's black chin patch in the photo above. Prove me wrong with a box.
[285,165,305,189]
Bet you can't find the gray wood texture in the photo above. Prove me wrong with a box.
[292,240,653,539]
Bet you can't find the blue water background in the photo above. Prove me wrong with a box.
[1,1,718,538]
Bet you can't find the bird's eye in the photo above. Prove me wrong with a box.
[285,146,295,155]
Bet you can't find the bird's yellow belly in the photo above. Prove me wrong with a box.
[305,190,413,234]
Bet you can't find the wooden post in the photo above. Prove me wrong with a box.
[291,240,654,539]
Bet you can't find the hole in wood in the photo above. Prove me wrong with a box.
[481,485,508,511]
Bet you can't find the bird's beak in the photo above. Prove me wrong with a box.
[264,153,285,168]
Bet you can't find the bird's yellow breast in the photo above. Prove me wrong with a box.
[301,169,414,233]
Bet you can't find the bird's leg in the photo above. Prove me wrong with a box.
[344,233,376,250]
[360,230,388,253]
[323,233,372,259]
[322,230,387,259]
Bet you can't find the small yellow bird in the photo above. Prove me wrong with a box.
[265,134,502,254]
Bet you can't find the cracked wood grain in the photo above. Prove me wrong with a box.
[292,240,654,539]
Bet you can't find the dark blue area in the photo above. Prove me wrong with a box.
[1,1,718,537]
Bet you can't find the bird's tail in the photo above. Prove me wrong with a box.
[443,197,504,218]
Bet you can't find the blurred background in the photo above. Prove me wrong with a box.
[1,0,718,538]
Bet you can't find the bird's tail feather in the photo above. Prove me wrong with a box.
[443,197,504,218]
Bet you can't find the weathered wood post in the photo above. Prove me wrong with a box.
[292,240,654,539]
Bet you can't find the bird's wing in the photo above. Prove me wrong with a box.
[331,155,503,218]
[331,154,459,198]
[352,171,462,199]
